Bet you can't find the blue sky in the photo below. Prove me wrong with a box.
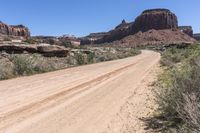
[0,0,199,37]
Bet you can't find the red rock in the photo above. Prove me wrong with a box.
[132,9,178,34]
[37,45,70,57]
[194,33,200,41]
[0,44,70,57]
[179,26,193,37]
[0,22,30,38]
[81,8,179,45]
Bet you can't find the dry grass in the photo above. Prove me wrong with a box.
[150,44,200,132]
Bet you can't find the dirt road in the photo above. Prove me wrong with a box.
[0,50,160,133]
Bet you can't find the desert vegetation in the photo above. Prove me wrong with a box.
[0,47,140,80]
[150,44,200,132]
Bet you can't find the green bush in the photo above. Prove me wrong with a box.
[75,53,85,65]
[62,41,74,48]
[0,61,14,80]
[24,38,37,44]
[160,44,200,68]
[12,55,36,75]
[11,54,55,76]
[154,44,200,132]
[87,52,95,64]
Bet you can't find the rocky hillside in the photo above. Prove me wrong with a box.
[0,21,30,38]
[81,9,181,45]
[194,33,200,41]
[178,26,193,37]
[106,29,197,48]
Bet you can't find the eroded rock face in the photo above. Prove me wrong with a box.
[80,20,133,44]
[194,33,200,41]
[0,44,70,57]
[81,8,179,45]
[0,22,30,38]
[179,26,193,37]
[97,20,133,43]
[108,29,197,47]
[80,32,108,45]
[132,9,178,34]
[37,45,70,57]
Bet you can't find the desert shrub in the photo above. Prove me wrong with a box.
[11,54,55,76]
[130,48,141,55]
[24,38,37,44]
[0,61,14,80]
[32,55,55,72]
[3,37,11,42]
[154,44,200,132]
[11,55,36,75]
[62,41,74,48]
[75,53,85,65]
[160,44,200,68]
[87,52,95,64]
[156,61,200,132]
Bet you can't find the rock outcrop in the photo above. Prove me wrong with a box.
[194,33,200,41]
[80,32,108,45]
[97,20,133,44]
[179,26,193,37]
[132,9,178,34]
[81,9,179,45]
[80,20,133,44]
[108,29,197,47]
[0,44,70,57]
[37,44,70,57]
[32,35,80,47]
[0,21,30,38]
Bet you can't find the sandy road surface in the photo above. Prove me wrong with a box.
[0,50,160,133]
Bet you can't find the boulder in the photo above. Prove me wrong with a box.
[37,44,70,57]
[0,44,70,57]
[0,44,37,54]
[0,22,30,38]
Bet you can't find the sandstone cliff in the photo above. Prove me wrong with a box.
[178,26,193,37]
[0,21,30,38]
[132,9,178,34]
[81,9,179,45]
[194,33,200,41]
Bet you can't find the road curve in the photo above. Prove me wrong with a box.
[0,50,160,133]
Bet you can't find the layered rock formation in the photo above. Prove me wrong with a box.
[80,32,108,44]
[108,29,197,47]
[97,20,133,44]
[0,44,70,57]
[80,20,133,44]
[32,35,80,47]
[179,26,193,37]
[81,9,179,45]
[194,33,200,41]
[132,9,178,34]
[0,21,30,38]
